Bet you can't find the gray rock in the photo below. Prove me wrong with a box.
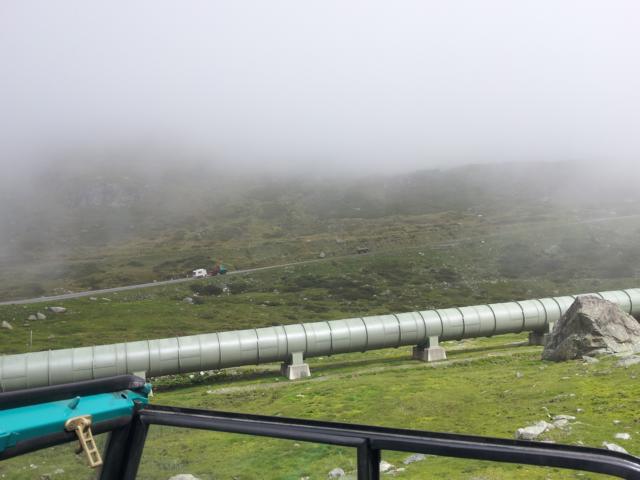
[47,307,67,314]
[542,297,640,361]
[89,297,98,301]
[2,321,13,330]
[582,355,599,364]
[602,442,628,454]
[28,314,37,321]
[379,460,394,473]
[168,475,201,480]
[403,453,426,465]
[552,414,576,429]
[552,415,576,421]
[319,251,326,258]
[183,297,194,304]
[328,468,345,478]
[617,356,640,368]
[515,421,555,440]
[36,312,46,320]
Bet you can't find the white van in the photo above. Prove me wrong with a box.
[192,268,207,278]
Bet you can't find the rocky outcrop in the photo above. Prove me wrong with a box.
[542,296,640,361]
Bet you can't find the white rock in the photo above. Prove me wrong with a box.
[617,356,640,368]
[403,453,426,465]
[615,433,631,440]
[28,315,37,321]
[36,312,46,320]
[553,415,576,421]
[47,307,66,313]
[515,421,554,440]
[327,468,345,478]
[89,297,98,301]
[582,355,599,364]
[1,321,13,330]
[603,442,628,454]
[183,297,194,304]
[168,475,201,480]
[379,460,394,473]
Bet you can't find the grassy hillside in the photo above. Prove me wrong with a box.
[2,160,639,300]
[1,218,639,354]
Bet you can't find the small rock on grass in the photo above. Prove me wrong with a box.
[615,433,631,440]
[379,460,394,473]
[403,453,426,465]
[617,356,640,368]
[328,468,345,478]
[1,321,13,330]
[582,355,599,364]
[515,421,555,440]
[602,442,628,454]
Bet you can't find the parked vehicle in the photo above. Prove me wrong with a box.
[209,263,227,276]
[192,268,207,278]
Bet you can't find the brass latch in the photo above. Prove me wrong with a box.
[65,415,103,468]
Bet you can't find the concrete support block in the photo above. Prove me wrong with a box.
[528,331,547,346]
[280,352,311,380]
[529,321,554,346]
[412,336,447,362]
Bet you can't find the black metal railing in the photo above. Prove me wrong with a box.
[101,404,640,480]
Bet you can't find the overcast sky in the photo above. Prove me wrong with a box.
[1,1,639,175]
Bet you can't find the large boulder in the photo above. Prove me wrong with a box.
[542,296,640,361]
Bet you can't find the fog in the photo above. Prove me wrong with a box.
[1,0,639,179]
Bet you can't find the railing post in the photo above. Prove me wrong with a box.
[357,441,380,480]
[99,412,149,480]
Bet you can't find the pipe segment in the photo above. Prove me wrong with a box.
[1,288,639,391]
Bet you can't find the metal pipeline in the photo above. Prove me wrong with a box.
[1,288,638,391]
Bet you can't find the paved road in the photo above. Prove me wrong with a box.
[0,258,328,306]
[2,213,639,306]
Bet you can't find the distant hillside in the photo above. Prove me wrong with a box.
[0,159,638,299]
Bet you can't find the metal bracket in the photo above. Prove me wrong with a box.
[65,415,103,468]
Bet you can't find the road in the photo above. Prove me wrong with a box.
[2,213,639,306]
[0,258,329,306]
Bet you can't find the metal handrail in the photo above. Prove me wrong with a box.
[102,404,640,480]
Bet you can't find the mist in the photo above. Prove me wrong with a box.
[1,0,640,179]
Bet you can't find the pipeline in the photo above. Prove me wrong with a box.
[1,288,638,391]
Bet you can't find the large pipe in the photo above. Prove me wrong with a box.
[1,289,638,391]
